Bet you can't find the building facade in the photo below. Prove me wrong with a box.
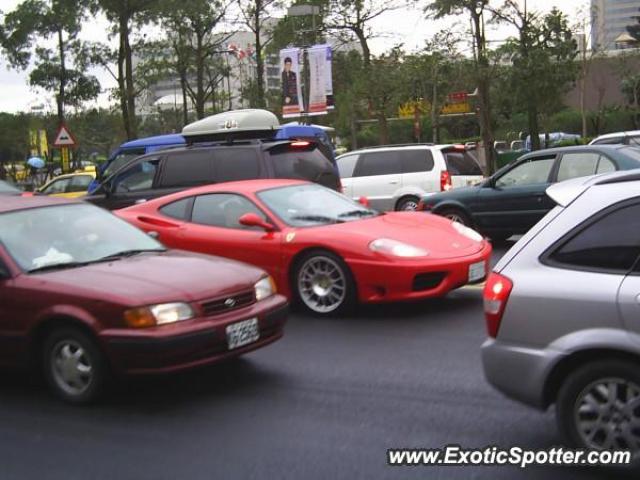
[591,0,640,50]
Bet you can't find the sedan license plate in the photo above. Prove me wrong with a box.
[468,261,486,283]
[226,318,259,350]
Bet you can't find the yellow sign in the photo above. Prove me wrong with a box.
[441,102,472,115]
[398,100,431,118]
[61,147,70,173]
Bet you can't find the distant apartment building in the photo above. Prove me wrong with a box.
[591,0,640,50]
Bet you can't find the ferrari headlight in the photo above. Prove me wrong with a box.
[255,276,276,301]
[369,238,429,257]
[124,302,194,328]
[451,221,484,242]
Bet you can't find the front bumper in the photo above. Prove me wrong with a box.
[348,241,492,303]
[101,295,288,375]
[481,337,565,410]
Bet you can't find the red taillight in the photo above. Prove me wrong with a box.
[440,170,452,191]
[483,272,513,338]
[290,141,311,148]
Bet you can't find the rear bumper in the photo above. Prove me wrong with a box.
[481,338,564,410]
[101,295,288,375]
[349,241,492,303]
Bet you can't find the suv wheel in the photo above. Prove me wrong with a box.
[293,251,356,316]
[396,196,420,212]
[42,327,108,404]
[556,360,640,453]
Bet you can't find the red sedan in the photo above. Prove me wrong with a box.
[0,196,287,403]
[117,180,492,316]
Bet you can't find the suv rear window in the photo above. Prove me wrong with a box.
[270,146,339,190]
[400,150,434,173]
[443,150,483,175]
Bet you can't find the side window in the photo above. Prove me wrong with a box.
[160,197,193,220]
[444,151,483,175]
[629,136,640,147]
[401,150,434,173]
[353,151,401,177]
[42,178,70,194]
[191,193,267,230]
[495,157,555,188]
[556,152,600,182]
[337,154,359,178]
[596,156,616,174]
[549,202,640,273]
[592,136,623,145]
[161,151,213,187]
[68,175,93,192]
[113,159,159,193]
[213,148,260,182]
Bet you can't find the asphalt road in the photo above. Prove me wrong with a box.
[0,243,633,480]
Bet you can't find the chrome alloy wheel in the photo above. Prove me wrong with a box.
[444,212,465,224]
[574,377,640,451]
[399,199,419,211]
[297,256,347,313]
[50,339,94,397]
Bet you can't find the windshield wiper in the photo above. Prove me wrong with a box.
[96,248,166,262]
[338,209,377,218]
[28,261,90,274]
[290,215,344,224]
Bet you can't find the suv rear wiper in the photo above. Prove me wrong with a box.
[290,215,344,224]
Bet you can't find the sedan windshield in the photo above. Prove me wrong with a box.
[257,183,378,227]
[0,203,164,272]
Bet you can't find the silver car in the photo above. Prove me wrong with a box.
[482,170,640,454]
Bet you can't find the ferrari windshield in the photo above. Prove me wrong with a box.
[257,183,378,227]
[0,203,164,272]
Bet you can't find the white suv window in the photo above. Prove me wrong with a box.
[354,151,401,177]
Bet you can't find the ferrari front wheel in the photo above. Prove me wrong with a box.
[293,251,356,316]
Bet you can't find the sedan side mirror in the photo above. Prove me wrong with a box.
[238,213,275,232]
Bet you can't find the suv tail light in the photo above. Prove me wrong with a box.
[290,141,311,148]
[483,272,513,338]
[440,170,452,191]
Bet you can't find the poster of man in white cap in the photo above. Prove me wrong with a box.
[280,48,303,117]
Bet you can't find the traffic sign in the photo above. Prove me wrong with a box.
[53,124,77,147]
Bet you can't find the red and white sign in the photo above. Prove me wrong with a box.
[53,124,77,147]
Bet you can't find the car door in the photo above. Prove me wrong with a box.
[174,193,284,284]
[336,153,360,198]
[350,151,402,211]
[475,154,557,233]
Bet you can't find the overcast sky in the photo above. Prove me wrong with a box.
[0,0,588,114]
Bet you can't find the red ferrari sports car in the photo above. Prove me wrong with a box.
[117,179,492,315]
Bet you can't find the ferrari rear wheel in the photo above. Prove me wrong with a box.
[294,251,356,316]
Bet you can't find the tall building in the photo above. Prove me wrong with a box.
[591,0,640,50]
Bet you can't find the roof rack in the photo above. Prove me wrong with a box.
[182,109,279,144]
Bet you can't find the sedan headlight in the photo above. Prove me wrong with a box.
[451,221,484,242]
[369,238,429,257]
[124,302,194,328]
[255,276,277,301]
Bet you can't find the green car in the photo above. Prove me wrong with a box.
[417,145,640,241]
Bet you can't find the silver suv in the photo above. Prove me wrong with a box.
[336,144,484,211]
[482,170,640,453]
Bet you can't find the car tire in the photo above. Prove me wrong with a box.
[438,208,472,227]
[292,250,356,316]
[42,327,109,404]
[395,195,420,212]
[556,359,640,453]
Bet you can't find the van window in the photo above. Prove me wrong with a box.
[213,148,260,182]
[443,151,483,175]
[161,151,213,187]
[354,151,401,177]
[401,150,434,173]
[337,154,359,178]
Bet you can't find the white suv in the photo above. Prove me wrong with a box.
[589,130,640,146]
[336,144,485,211]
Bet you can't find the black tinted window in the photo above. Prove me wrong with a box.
[354,151,400,176]
[550,203,640,273]
[271,149,338,189]
[161,151,213,187]
[213,148,260,182]
[444,151,483,175]
[113,159,159,193]
[160,198,192,220]
[401,150,434,173]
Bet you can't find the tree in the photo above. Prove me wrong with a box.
[425,0,496,172]
[492,2,577,150]
[0,0,100,123]
[93,0,157,140]
[627,6,640,42]
[236,0,281,108]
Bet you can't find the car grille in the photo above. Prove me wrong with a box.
[201,290,256,316]
[412,272,446,291]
